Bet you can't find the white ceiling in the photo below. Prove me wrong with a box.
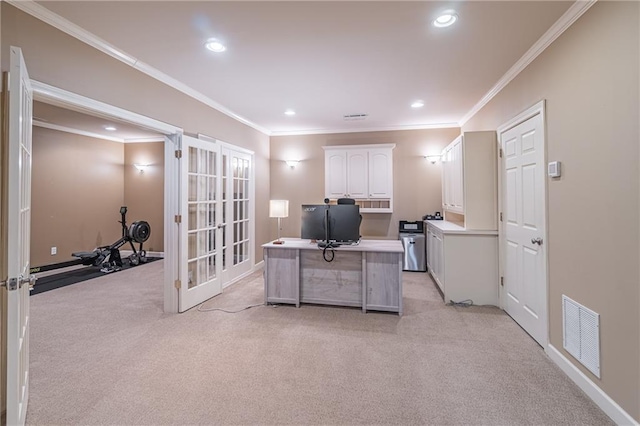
[33,101,163,142]
[35,1,574,135]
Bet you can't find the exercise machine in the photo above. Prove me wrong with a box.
[72,206,151,273]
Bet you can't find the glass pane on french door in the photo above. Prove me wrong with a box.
[187,147,218,289]
[231,156,250,266]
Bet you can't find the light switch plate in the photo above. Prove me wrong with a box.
[51,246,57,256]
[548,161,561,178]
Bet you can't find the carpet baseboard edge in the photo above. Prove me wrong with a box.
[547,344,638,425]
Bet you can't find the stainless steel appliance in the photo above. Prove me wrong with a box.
[399,220,426,272]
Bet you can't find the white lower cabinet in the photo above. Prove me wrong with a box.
[426,220,498,306]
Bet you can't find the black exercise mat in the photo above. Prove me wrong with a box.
[31,257,162,295]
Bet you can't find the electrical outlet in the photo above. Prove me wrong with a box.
[51,246,57,256]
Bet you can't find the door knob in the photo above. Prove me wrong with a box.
[217,223,226,229]
[531,237,543,245]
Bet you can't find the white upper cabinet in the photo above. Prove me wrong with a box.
[442,136,464,214]
[441,131,497,230]
[324,144,395,213]
[325,149,347,199]
[347,150,368,198]
[368,148,393,198]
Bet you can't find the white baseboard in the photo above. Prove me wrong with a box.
[547,344,638,425]
[253,260,264,270]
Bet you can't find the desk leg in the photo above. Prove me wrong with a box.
[398,253,403,316]
[362,252,367,313]
[263,250,269,306]
[295,249,300,308]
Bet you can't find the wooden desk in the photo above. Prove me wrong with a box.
[262,239,403,315]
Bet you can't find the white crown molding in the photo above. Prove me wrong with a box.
[458,0,597,127]
[33,119,125,143]
[547,344,638,426]
[270,122,460,137]
[124,137,166,144]
[7,0,271,136]
[6,0,137,66]
[33,120,165,144]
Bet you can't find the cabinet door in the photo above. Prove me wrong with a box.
[347,150,368,198]
[451,138,464,212]
[368,148,392,198]
[426,228,433,271]
[433,231,444,292]
[325,150,347,198]
[441,146,452,208]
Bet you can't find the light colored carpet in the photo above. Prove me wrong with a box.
[26,260,612,425]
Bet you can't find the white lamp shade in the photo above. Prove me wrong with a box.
[269,200,289,218]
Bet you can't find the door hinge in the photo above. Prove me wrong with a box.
[1,277,18,291]
[175,150,182,159]
[499,148,503,158]
[174,214,182,224]
[500,276,504,286]
[500,212,503,222]
[174,279,181,289]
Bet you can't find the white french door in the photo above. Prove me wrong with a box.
[179,135,223,312]
[499,103,547,347]
[221,147,252,284]
[4,46,33,426]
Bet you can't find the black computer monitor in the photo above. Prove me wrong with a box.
[327,204,360,243]
[301,204,328,241]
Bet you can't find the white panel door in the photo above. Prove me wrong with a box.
[5,46,33,426]
[501,112,547,346]
[179,136,222,312]
[221,147,252,284]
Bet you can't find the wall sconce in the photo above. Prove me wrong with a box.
[424,155,441,164]
[134,163,150,173]
[269,200,289,244]
[285,160,299,169]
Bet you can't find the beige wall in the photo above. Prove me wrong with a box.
[270,128,460,241]
[31,133,165,267]
[1,4,271,262]
[31,127,124,266]
[462,2,639,420]
[124,142,164,253]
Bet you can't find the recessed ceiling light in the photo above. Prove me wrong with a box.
[433,12,458,28]
[205,38,226,52]
[284,109,296,116]
[104,125,117,131]
[411,101,425,108]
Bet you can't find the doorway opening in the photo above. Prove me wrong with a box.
[31,80,183,312]
[30,100,167,294]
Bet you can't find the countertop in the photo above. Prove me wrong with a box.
[425,220,498,235]
[262,238,404,253]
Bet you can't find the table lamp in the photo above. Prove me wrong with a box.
[269,200,289,244]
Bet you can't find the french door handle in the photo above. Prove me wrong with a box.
[217,223,226,229]
[28,274,37,290]
[531,237,543,245]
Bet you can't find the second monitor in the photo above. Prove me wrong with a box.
[301,204,361,244]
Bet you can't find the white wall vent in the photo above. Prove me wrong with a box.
[343,113,368,121]
[562,295,600,378]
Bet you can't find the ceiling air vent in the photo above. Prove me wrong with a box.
[343,113,368,121]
